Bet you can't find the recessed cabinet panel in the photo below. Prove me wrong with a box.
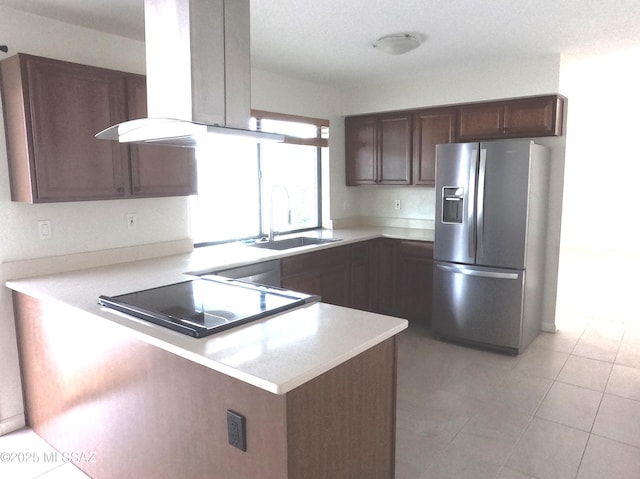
[281,245,351,307]
[457,104,504,140]
[370,239,434,325]
[504,97,557,136]
[396,240,434,325]
[345,116,378,185]
[126,76,197,197]
[350,241,371,311]
[379,115,411,185]
[413,109,456,186]
[457,95,565,140]
[345,114,411,185]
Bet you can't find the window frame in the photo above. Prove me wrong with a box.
[193,110,328,247]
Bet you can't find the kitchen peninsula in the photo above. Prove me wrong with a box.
[6,228,415,479]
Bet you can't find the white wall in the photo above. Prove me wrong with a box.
[341,55,562,114]
[559,47,640,253]
[555,47,640,323]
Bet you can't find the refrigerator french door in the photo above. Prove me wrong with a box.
[432,140,549,354]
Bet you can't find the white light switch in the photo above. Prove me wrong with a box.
[38,220,52,240]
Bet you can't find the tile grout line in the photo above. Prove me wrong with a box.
[572,319,626,478]
[497,328,585,479]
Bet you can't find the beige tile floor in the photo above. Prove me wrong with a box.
[395,315,640,479]
[3,248,640,478]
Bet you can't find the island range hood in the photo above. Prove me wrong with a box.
[96,0,283,147]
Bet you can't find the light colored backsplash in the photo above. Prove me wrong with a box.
[2,239,193,281]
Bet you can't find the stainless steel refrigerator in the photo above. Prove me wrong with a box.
[432,139,549,355]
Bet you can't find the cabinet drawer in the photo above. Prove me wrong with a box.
[397,240,433,258]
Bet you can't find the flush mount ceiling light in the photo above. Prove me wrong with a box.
[373,33,422,55]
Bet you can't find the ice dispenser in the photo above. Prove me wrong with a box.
[442,187,464,224]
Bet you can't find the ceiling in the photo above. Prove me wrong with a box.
[2,0,640,86]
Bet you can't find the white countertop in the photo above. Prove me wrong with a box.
[5,227,430,394]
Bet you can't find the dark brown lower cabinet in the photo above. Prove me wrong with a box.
[395,241,434,326]
[13,292,397,479]
[371,239,434,326]
[282,239,434,325]
[350,241,371,311]
[281,245,350,306]
[371,238,398,317]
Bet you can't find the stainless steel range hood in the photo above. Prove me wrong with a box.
[95,0,283,147]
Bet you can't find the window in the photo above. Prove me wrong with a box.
[190,111,328,245]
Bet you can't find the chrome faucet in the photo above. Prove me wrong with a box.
[269,184,291,242]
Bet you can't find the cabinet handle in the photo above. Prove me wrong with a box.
[436,264,519,280]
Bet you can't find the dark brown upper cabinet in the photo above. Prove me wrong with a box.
[0,54,196,203]
[457,95,566,141]
[345,113,412,186]
[412,108,456,186]
[345,94,565,188]
[125,76,197,198]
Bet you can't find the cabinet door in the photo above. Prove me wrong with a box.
[319,264,350,306]
[457,102,504,140]
[345,116,377,185]
[378,114,412,185]
[126,76,197,197]
[350,242,371,311]
[396,241,434,325]
[458,95,566,141]
[281,246,351,307]
[21,55,128,201]
[413,109,456,185]
[281,271,321,297]
[370,239,397,316]
[503,96,563,137]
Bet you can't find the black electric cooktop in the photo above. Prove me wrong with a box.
[98,276,318,338]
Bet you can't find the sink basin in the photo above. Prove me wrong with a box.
[250,236,341,251]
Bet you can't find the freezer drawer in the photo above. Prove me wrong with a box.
[432,262,525,352]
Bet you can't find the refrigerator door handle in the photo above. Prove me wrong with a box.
[476,148,488,257]
[436,263,519,280]
[468,149,478,258]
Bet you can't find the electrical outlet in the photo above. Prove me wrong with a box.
[126,214,137,230]
[394,199,401,210]
[227,410,247,451]
[38,220,52,240]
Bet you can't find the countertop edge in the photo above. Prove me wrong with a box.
[5,226,426,395]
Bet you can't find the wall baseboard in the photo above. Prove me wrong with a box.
[0,414,26,436]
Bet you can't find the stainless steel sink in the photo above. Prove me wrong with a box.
[250,236,341,250]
